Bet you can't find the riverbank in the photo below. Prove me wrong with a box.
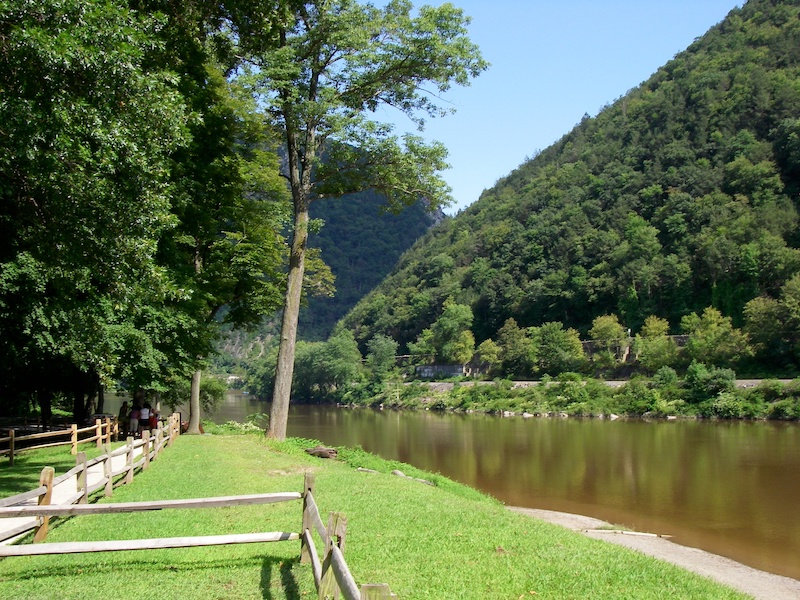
[511,507,800,600]
[382,374,800,420]
[0,434,750,599]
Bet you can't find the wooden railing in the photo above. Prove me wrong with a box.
[0,466,395,599]
[0,417,122,466]
[0,414,180,544]
[300,473,397,599]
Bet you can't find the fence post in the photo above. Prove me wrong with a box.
[104,417,112,445]
[169,413,178,445]
[8,430,14,467]
[95,419,102,449]
[76,451,88,504]
[319,512,347,600]
[155,428,163,459]
[300,472,315,564]
[71,424,78,455]
[104,443,113,497]
[125,437,134,484]
[142,430,150,470]
[164,415,172,447]
[33,466,54,543]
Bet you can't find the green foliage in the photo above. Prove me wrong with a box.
[201,413,267,435]
[652,366,679,388]
[366,334,399,381]
[407,328,436,365]
[429,298,475,363]
[0,0,191,413]
[340,0,800,379]
[289,330,364,403]
[161,373,227,414]
[475,338,501,373]
[590,314,627,350]
[300,193,436,341]
[613,378,661,415]
[589,314,629,374]
[532,322,586,376]
[496,318,534,377]
[681,307,752,367]
[698,392,767,420]
[634,316,680,373]
[244,0,486,438]
[685,361,737,404]
[0,0,288,422]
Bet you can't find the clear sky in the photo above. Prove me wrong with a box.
[383,1,741,215]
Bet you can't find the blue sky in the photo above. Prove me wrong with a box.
[384,1,741,215]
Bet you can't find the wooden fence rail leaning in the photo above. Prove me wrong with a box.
[0,416,126,466]
[0,465,395,599]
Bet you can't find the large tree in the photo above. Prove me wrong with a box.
[0,0,190,421]
[241,0,487,439]
[0,0,290,425]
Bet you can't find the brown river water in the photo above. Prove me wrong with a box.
[108,392,800,580]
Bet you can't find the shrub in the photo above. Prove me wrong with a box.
[699,392,765,419]
[768,398,800,420]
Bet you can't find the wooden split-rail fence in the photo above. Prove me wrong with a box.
[0,446,396,599]
[1,416,124,466]
[0,414,181,545]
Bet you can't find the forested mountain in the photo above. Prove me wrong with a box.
[341,0,800,365]
[214,194,439,367]
[302,192,441,340]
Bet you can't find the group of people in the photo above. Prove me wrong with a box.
[117,400,160,438]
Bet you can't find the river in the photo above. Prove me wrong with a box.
[109,392,800,580]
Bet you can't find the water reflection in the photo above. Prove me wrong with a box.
[103,393,800,580]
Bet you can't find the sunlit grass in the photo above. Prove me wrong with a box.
[0,435,748,599]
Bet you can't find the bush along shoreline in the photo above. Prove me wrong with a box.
[333,366,800,421]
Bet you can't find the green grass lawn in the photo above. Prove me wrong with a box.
[0,434,749,599]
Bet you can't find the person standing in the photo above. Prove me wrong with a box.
[139,402,151,436]
[117,401,129,438]
[129,404,140,438]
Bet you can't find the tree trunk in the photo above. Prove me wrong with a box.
[95,371,105,414]
[38,389,52,431]
[186,368,202,434]
[268,203,309,440]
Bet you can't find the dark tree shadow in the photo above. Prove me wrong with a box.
[260,555,301,600]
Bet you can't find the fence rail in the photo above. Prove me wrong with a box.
[0,414,180,544]
[300,473,397,600]
[0,417,123,466]
[0,464,395,599]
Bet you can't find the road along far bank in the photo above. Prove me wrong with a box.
[509,507,800,600]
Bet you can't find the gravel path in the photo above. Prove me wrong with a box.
[509,507,800,600]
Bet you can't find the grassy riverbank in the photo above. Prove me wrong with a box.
[0,434,748,599]
[375,373,800,421]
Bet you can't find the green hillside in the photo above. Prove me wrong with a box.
[303,191,440,341]
[214,193,438,370]
[341,0,800,370]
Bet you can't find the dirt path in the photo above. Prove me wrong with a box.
[509,507,800,600]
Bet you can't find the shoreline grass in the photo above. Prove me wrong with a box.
[0,434,748,599]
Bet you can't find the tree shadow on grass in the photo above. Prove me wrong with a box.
[260,555,304,600]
